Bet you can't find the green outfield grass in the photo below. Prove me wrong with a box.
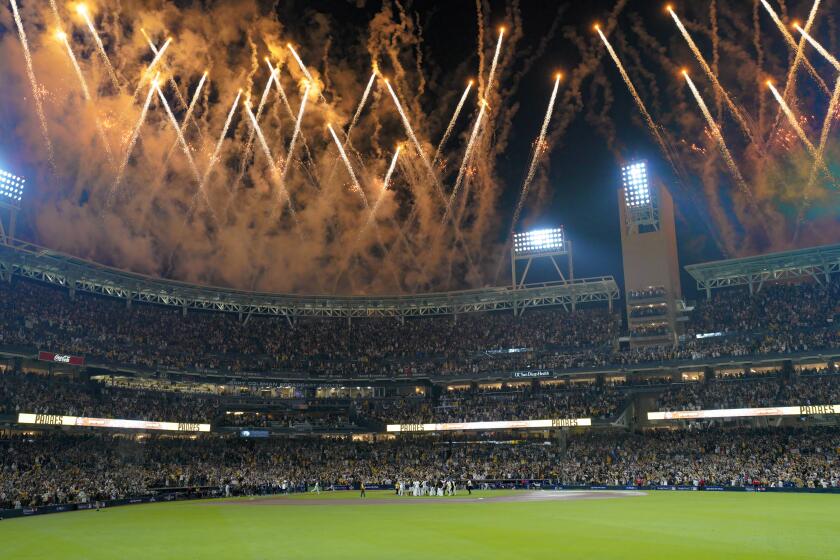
[2,490,839,559]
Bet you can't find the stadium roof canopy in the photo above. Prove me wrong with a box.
[685,243,840,295]
[0,239,619,318]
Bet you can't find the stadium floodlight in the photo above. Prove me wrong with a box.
[620,160,659,230]
[0,168,25,205]
[513,227,566,256]
[621,162,650,208]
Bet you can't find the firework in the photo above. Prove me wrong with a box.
[56,31,114,164]
[807,77,840,192]
[361,146,401,233]
[383,79,440,193]
[280,82,311,185]
[484,28,504,99]
[767,81,834,181]
[683,71,753,201]
[668,6,755,143]
[286,43,314,82]
[132,37,172,100]
[773,1,822,133]
[794,23,840,71]
[232,68,278,192]
[433,81,473,165]
[198,89,242,197]
[244,101,297,218]
[348,73,377,138]
[155,85,211,215]
[759,0,829,95]
[9,0,55,170]
[444,100,487,223]
[160,71,207,176]
[110,78,157,202]
[140,34,191,116]
[266,59,297,123]
[75,4,121,91]
[509,74,562,235]
[596,26,672,175]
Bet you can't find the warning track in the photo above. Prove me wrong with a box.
[216,490,647,507]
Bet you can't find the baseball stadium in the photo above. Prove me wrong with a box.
[1,0,839,558]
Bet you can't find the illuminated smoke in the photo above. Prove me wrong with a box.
[233,69,277,191]
[683,72,754,202]
[111,79,157,202]
[509,74,562,236]
[433,81,473,165]
[668,6,755,144]
[159,72,208,181]
[132,37,171,100]
[76,4,121,91]
[9,0,55,170]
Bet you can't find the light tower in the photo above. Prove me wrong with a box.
[617,161,681,347]
[0,167,25,245]
[511,225,574,289]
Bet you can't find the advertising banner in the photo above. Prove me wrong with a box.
[17,413,210,432]
[386,417,591,432]
[648,404,840,421]
[37,351,85,366]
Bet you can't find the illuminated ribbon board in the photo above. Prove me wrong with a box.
[648,404,840,421]
[386,418,591,433]
[17,413,210,433]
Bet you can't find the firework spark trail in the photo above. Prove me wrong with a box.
[348,73,377,137]
[327,124,369,205]
[198,90,242,198]
[794,24,840,71]
[760,0,829,95]
[232,70,277,192]
[159,72,208,178]
[267,59,317,171]
[110,79,156,202]
[244,102,297,221]
[768,81,835,181]
[596,27,674,177]
[155,85,215,220]
[509,75,561,236]
[280,82,311,186]
[484,28,505,100]
[57,32,114,164]
[443,100,487,224]
[668,7,755,144]
[132,38,172,100]
[684,72,754,202]
[383,79,444,202]
[10,0,55,171]
[76,5,120,91]
[433,81,473,165]
[772,0,821,135]
[360,146,401,237]
[287,43,329,106]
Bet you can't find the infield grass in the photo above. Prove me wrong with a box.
[2,490,838,559]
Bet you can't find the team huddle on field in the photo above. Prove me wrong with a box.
[395,479,472,497]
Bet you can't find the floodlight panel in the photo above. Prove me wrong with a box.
[513,227,566,255]
[0,169,25,203]
[621,161,650,208]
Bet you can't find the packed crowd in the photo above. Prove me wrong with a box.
[2,426,838,509]
[0,278,837,379]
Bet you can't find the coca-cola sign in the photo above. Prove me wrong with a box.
[38,351,85,366]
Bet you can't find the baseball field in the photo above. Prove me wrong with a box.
[1,490,838,559]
